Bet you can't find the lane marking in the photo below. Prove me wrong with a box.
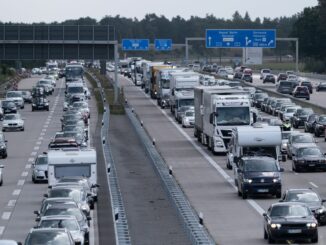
[43,125,48,128]
[309,182,319,188]
[25,164,32,169]
[38,137,43,141]
[34,146,40,150]
[1,212,11,220]
[7,200,16,207]
[36,141,42,145]
[28,157,34,162]
[31,152,37,156]
[21,172,28,177]
[42,128,47,132]
[17,179,25,186]
[40,132,45,136]
[0,226,5,236]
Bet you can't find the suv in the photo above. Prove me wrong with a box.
[292,108,314,128]
[6,91,24,109]
[276,81,293,94]
[277,73,287,82]
[241,74,253,83]
[260,69,271,79]
[292,86,310,100]
[304,114,319,133]
[313,114,326,137]
[263,74,276,84]
[300,80,313,94]
[236,156,283,199]
[286,133,316,159]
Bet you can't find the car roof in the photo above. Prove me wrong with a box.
[29,228,68,233]
[40,215,77,221]
[271,202,309,207]
[241,156,276,161]
[285,188,317,194]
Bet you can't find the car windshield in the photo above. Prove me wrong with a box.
[297,147,323,157]
[4,114,19,120]
[49,189,83,202]
[25,231,71,245]
[2,101,14,107]
[185,111,194,117]
[285,192,320,203]
[43,208,83,222]
[215,107,250,126]
[36,156,48,165]
[280,82,292,87]
[177,99,194,107]
[67,87,83,94]
[292,135,314,143]
[39,219,79,231]
[270,205,310,217]
[244,159,278,172]
[298,109,313,115]
[6,92,21,98]
[286,108,297,113]
[319,116,326,123]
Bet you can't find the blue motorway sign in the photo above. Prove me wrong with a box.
[154,39,172,51]
[206,29,276,48]
[122,39,149,51]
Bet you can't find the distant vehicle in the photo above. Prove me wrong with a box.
[6,91,24,109]
[292,146,326,172]
[225,66,234,75]
[304,114,319,133]
[286,70,295,76]
[263,202,318,243]
[286,133,316,159]
[243,68,252,76]
[292,108,314,128]
[1,100,17,114]
[292,86,310,100]
[277,80,293,94]
[2,113,24,132]
[32,154,48,183]
[313,114,326,137]
[316,82,326,92]
[277,73,287,82]
[182,110,194,128]
[260,69,271,79]
[21,91,32,103]
[299,80,313,94]
[217,69,228,78]
[241,74,253,83]
[32,97,49,111]
[263,74,275,84]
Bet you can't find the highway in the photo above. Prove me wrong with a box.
[0,76,101,243]
[111,72,326,245]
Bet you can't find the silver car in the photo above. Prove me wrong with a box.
[32,154,48,183]
[2,113,24,131]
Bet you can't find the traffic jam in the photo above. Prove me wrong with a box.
[0,62,97,245]
[116,58,326,244]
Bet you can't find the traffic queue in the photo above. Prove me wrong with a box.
[116,58,326,244]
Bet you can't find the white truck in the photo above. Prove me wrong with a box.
[169,72,200,117]
[47,148,97,187]
[201,91,252,154]
[226,124,285,182]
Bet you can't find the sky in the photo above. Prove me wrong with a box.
[0,0,318,23]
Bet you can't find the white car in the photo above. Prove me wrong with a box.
[182,110,195,128]
[225,66,234,75]
[71,101,90,119]
[6,91,24,109]
[260,68,271,79]
[217,69,228,79]
[2,113,24,132]
[44,75,57,87]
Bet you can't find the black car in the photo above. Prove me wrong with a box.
[32,86,45,98]
[263,74,276,83]
[32,97,49,111]
[241,74,253,83]
[292,146,326,172]
[305,114,319,133]
[24,228,76,245]
[1,100,17,114]
[292,108,314,128]
[300,80,313,94]
[281,189,326,225]
[263,202,318,243]
[316,82,326,92]
[0,133,7,158]
[277,81,293,94]
[292,86,310,100]
[313,115,326,137]
[236,156,283,199]
[253,93,268,108]
[21,91,32,103]
[277,73,288,82]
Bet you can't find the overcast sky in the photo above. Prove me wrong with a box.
[1,0,318,23]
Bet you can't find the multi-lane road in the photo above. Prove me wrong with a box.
[111,72,326,245]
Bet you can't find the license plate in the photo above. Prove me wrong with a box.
[288,229,301,234]
[257,189,269,193]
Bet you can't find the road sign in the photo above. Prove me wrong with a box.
[206,29,276,48]
[244,48,263,65]
[154,39,172,51]
[122,39,149,51]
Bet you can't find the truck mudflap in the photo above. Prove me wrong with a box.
[213,135,228,153]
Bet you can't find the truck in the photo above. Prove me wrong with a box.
[149,64,172,99]
[201,91,252,154]
[142,61,164,94]
[226,124,285,184]
[65,63,84,83]
[169,72,200,117]
[47,148,97,187]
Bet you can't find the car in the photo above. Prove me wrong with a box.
[277,80,293,94]
[24,228,77,245]
[313,115,326,137]
[281,131,296,155]
[263,74,276,84]
[287,74,298,81]
[37,80,54,94]
[253,93,268,108]
[277,73,287,82]
[32,154,48,183]
[36,84,51,95]
[287,133,317,159]
[32,97,49,111]
[36,215,86,245]
[280,189,326,225]
[6,91,24,109]
[1,100,17,114]
[280,106,301,122]
[292,86,310,100]
[292,146,326,172]
[71,102,90,119]
[305,114,319,133]
[263,202,318,243]
[21,91,32,103]
[225,66,234,75]
[292,108,314,128]
[316,82,326,92]
[176,106,194,123]
[0,241,22,245]
[36,198,78,217]
[48,137,79,149]
[241,74,253,83]
[243,68,252,76]
[57,132,87,147]
[217,69,228,78]
[286,70,295,76]
[2,113,24,132]
[236,156,283,199]
[300,80,313,94]
[260,69,271,79]
[31,86,45,98]
[0,133,8,158]
[182,110,194,128]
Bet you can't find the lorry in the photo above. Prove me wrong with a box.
[149,64,172,99]
[142,61,164,94]
[65,63,84,83]
[201,91,252,154]
[169,72,200,117]
[47,148,97,187]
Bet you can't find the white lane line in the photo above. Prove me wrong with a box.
[38,137,43,141]
[12,189,21,196]
[28,157,34,162]
[7,200,16,207]
[17,179,25,186]
[31,152,37,156]
[1,212,11,220]
[40,132,45,136]
[34,146,40,150]
[0,226,5,235]
[309,182,319,188]
[42,128,47,132]
[25,164,32,169]
[133,83,267,215]
[21,171,28,177]
[36,141,42,145]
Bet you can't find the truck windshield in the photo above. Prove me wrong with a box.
[65,67,83,78]
[215,107,250,125]
[242,146,277,159]
[161,79,170,89]
[178,99,194,107]
[55,165,91,178]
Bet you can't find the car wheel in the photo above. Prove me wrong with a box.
[226,160,232,170]
[304,127,308,132]
[21,127,24,131]
[293,123,297,129]
[242,187,247,199]
[315,131,320,137]
[268,234,275,244]
[264,229,268,240]
[237,188,242,196]
[2,153,7,159]
[2,128,5,132]
[311,235,318,243]
[275,191,281,199]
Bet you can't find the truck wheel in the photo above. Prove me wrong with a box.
[226,160,232,170]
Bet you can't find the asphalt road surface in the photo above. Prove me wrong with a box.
[111,72,326,245]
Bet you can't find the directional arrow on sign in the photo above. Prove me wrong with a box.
[208,36,212,47]
[268,40,274,46]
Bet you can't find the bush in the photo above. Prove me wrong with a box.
[304,59,326,73]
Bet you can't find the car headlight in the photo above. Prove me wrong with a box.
[297,160,305,164]
[0,145,5,149]
[273,178,281,183]
[32,104,36,106]
[282,143,287,148]
[270,223,281,229]
[306,223,317,228]
[243,178,253,184]
[316,207,326,214]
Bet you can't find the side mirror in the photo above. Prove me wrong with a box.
[209,113,214,124]
[262,213,267,217]
[279,168,284,172]
[35,217,41,222]
[321,199,326,203]
[43,194,48,198]
[34,210,40,215]
[87,216,92,221]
